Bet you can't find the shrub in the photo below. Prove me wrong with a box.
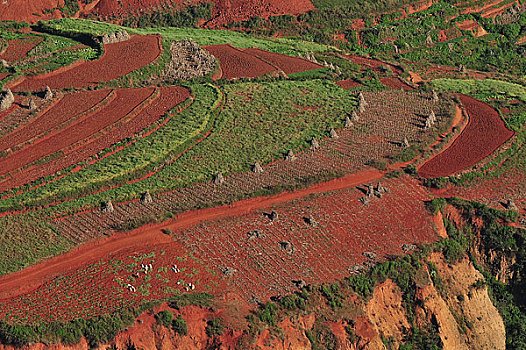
[205,318,225,337]
[155,310,174,327]
[172,315,188,336]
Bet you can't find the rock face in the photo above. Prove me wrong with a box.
[161,39,216,81]
[100,30,130,44]
[0,89,14,111]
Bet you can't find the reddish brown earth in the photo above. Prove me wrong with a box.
[204,44,277,79]
[0,0,62,23]
[0,173,439,320]
[243,47,322,74]
[418,94,515,178]
[12,35,161,91]
[0,86,190,192]
[336,79,362,89]
[380,77,414,90]
[0,36,43,62]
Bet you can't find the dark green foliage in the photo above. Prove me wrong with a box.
[61,0,80,16]
[121,3,214,28]
[155,310,174,327]
[258,302,278,326]
[320,283,344,310]
[425,198,447,215]
[205,318,225,337]
[171,315,188,336]
[400,323,443,350]
[278,293,308,311]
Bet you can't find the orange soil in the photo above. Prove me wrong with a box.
[0,169,383,300]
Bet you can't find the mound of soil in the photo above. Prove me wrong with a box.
[243,47,322,74]
[12,35,161,91]
[204,44,277,79]
[380,77,414,91]
[418,94,515,178]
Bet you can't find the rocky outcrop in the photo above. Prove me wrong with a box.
[99,30,131,44]
[161,39,216,82]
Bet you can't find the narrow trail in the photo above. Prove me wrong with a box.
[0,168,383,300]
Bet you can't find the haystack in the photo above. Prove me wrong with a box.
[329,128,339,139]
[431,90,439,102]
[0,89,14,111]
[252,162,263,173]
[141,191,153,204]
[214,172,224,185]
[285,150,297,161]
[310,137,320,150]
[28,98,36,110]
[351,110,360,122]
[44,86,53,100]
[101,200,114,213]
[344,116,353,128]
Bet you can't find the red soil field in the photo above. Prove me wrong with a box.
[12,35,161,91]
[0,175,440,321]
[380,77,414,91]
[418,94,515,178]
[0,36,43,62]
[0,88,153,177]
[340,54,403,75]
[0,89,111,153]
[0,73,9,81]
[243,47,322,74]
[335,79,362,89]
[0,86,190,192]
[0,0,61,23]
[204,44,277,79]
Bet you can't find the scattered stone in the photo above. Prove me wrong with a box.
[329,128,339,139]
[44,86,53,100]
[363,251,378,260]
[213,172,224,185]
[0,88,14,111]
[140,191,152,204]
[101,200,114,213]
[402,243,417,252]
[252,162,263,173]
[310,137,320,151]
[285,150,297,162]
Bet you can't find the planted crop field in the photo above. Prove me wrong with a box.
[0,175,438,324]
[243,48,323,74]
[12,35,162,91]
[50,87,452,242]
[0,36,44,62]
[204,44,277,79]
[335,79,362,89]
[0,86,190,192]
[418,94,515,178]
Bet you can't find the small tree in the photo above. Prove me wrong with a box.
[155,310,174,328]
[172,315,188,336]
